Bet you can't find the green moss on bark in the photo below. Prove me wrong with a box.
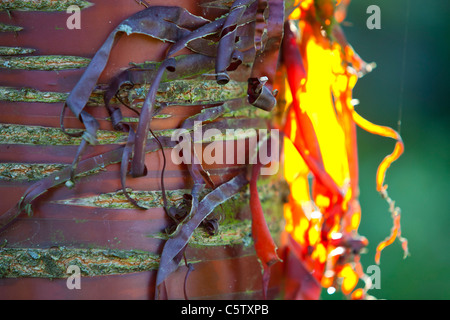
[0,0,93,12]
[0,247,159,278]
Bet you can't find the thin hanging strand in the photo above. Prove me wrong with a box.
[397,0,410,135]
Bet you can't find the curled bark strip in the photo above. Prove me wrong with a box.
[247,76,277,111]
[67,138,88,184]
[253,0,268,52]
[59,105,99,182]
[103,71,133,132]
[165,104,223,235]
[120,124,151,210]
[351,110,407,262]
[215,0,257,84]
[130,58,176,178]
[227,49,244,71]
[166,144,207,238]
[165,3,255,59]
[351,111,404,193]
[155,172,249,295]
[149,127,175,219]
[166,18,224,58]
[105,72,171,211]
[59,103,84,138]
[202,218,219,235]
[167,12,257,59]
[249,0,285,89]
[117,6,209,40]
[61,31,117,143]
[107,105,126,131]
[183,251,195,300]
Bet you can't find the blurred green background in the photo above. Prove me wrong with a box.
[321,0,449,300]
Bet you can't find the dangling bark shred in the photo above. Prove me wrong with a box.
[155,172,249,298]
[351,111,407,263]
[130,58,176,178]
[215,0,256,84]
[249,154,280,299]
[246,0,284,111]
[183,251,195,300]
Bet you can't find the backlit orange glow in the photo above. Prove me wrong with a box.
[279,0,407,299]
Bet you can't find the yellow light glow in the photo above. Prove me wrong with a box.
[308,225,320,246]
[284,203,294,233]
[312,243,327,264]
[351,288,364,300]
[339,264,359,295]
[283,137,308,184]
[350,211,361,230]
[299,37,350,189]
[321,275,334,289]
[294,216,309,245]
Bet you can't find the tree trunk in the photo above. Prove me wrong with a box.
[0,0,288,299]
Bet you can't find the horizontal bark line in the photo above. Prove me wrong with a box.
[50,177,282,209]
[0,247,160,278]
[0,46,36,56]
[0,78,247,104]
[0,163,68,181]
[0,161,246,183]
[0,86,69,103]
[0,116,266,145]
[0,246,259,279]
[0,123,136,145]
[51,188,212,209]
[0,23,23,32]
[0,0,93,12]
[0,55,91,70]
